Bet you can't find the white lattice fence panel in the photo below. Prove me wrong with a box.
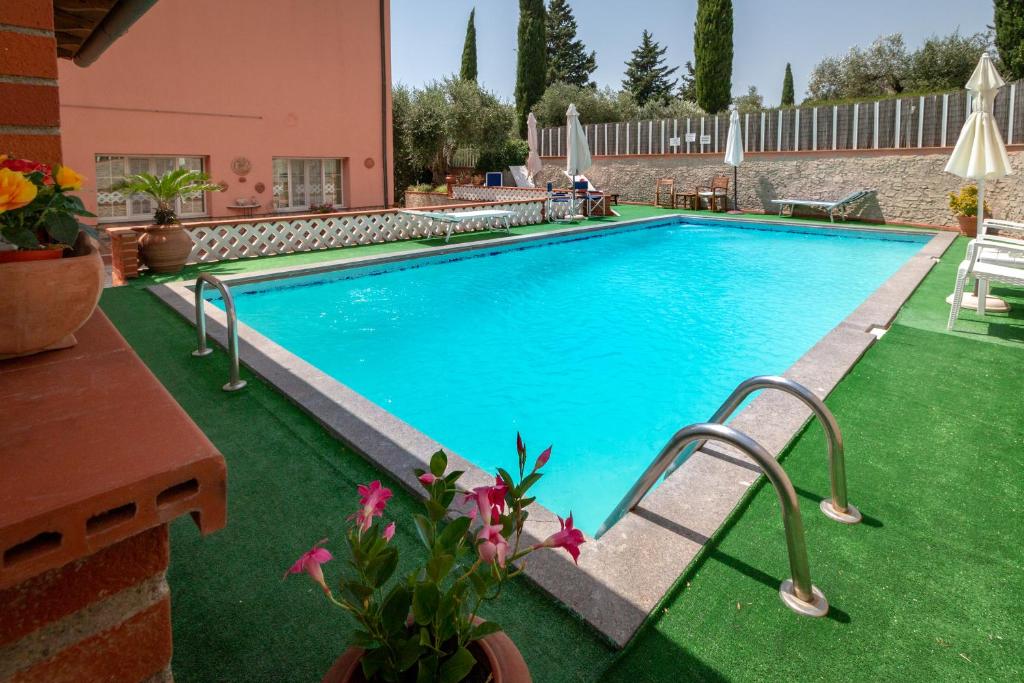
[451,185,546,203]
[185,201,545,264]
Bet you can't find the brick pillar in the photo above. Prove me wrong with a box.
[0,527,173,682]
[0,0,61,164]
[107,227,142,284]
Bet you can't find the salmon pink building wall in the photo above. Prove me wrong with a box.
[57,0,393,223]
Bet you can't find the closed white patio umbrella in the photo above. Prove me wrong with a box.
[526,112,543,183]
[724,107,744,213]
[945,52,1013,311]
[565,103,592,179]
[565,103,592,218]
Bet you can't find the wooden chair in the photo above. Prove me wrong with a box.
[698,175,730,212]
[654,178,675,208]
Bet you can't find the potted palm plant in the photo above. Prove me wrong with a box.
[115,168,222,274]
[0,155,103,358]
[286,435,584,682]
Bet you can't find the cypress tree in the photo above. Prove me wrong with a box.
[622,31,678,106]
[545,0,597,87]
[460,9,478,82]
[995,0,1024,81]
[693,0,733,113]
[515,0,547,137]
[781,62,795,106]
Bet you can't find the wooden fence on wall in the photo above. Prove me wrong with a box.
[538,80,1024,157]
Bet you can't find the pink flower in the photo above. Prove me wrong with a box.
[285,540,333,593]
[418,473,438,487]
[535,513,585,564]
[352,480,393,533]
[382,522,396,543]
[463,476,508,525]
[476,523,509,567]
[533,445,552,471]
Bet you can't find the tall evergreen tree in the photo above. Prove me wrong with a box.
[693,0,734,113]
[545,0,597,87]
[622,31,678,106]
[995,0,1024,81]
[460,8,478,82]
[677,60,697,101]
[515,0,547,137]
[781,62,795,106]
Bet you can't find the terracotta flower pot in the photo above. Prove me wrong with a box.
[0,239,104,358]
[322,622,531,683]
[956,215,979,237]
[140,223,193,274]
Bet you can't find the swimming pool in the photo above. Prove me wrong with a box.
[211,217,929,535]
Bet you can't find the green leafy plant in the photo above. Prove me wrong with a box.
[113,168,222,226]
[286,436,583,682]
[948,184,989,217]
[0,156,97,250]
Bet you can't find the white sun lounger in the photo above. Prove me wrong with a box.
[948,237,1024,329]
[401,209,514,243]
[770,190,875,222]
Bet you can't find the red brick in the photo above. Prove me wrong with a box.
[0,31,57,79]
[109,231,142,282]
[0,82,59,127]
[0,134,61,164]
[0,0,53,30]
[11,598,171,683]
[0,526,168,646]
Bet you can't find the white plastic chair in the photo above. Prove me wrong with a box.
[948,237,1024,329]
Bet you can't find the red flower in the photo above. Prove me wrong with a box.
[0,156,52,184]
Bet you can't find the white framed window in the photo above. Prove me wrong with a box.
[273,157,344,211]
[95,155,208,222]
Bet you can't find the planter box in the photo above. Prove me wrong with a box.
[403,191,460,208]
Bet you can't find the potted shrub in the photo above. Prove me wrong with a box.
[948,184,990,237]
[0,155,103,358]
[115,168,222,273]
[286,435,584,683]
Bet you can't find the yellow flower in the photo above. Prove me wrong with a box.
[55,165,84,191]
[0,168,37,213]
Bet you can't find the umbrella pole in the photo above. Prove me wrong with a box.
[976,179,985,240]
[734,166,738,212]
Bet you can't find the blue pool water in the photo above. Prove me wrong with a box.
[215,218,928,534]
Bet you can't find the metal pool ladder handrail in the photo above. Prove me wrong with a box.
[664,375,861,525]
[610,422,829,617]
[192,273,247,392]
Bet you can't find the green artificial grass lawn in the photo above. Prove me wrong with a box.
[100,221,1024,681]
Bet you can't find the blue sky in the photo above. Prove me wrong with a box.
[391,0,993,105]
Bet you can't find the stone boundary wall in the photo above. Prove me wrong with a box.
[403,191,464,208]
[538,149,1024,228]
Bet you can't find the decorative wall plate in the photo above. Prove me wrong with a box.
[254,182,265,194]
[230,157,252,176]
[364,157,375,169]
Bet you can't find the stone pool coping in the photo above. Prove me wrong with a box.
[150,215,956,647]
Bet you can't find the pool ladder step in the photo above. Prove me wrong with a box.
[191,273,247,392]
[597,375,862,618]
